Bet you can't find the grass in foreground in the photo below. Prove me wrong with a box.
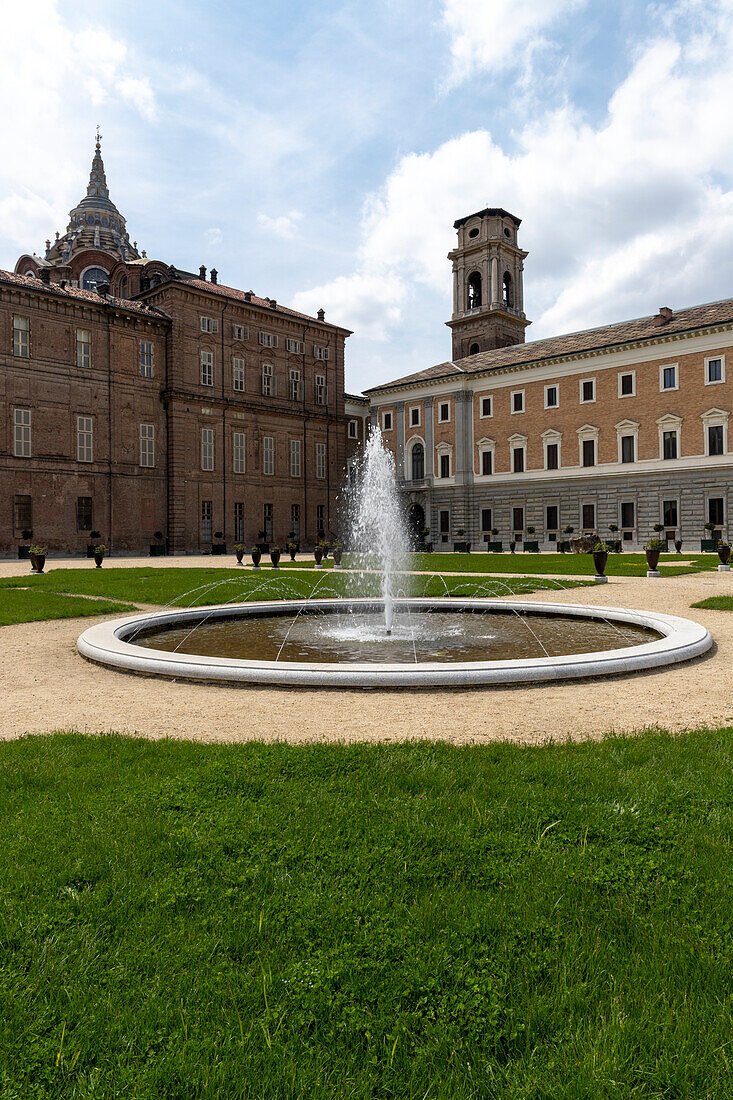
[1,730,732,1098]
[691,596,733,610]
[408,550,715,576]
[0,587,136,626]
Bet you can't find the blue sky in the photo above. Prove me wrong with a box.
[2,0,733,393]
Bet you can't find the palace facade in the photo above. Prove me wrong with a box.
[1,137,353,554]
[366,207,733,550]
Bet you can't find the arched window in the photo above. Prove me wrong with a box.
[411,442,425,481]
[502,272,513,310]
[467,271,482,310]
[119,276,128,298]
[469,343,480,355]
[81,266,109,291]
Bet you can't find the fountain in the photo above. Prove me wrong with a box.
[77,428,713,687]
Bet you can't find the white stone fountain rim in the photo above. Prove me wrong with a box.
[76,597,713,688]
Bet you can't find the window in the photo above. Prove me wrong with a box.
[13,408,31,457]
[481,449,492,476]
[348,419,358,439]
[233,431,246,474]
[316,504,325,535]
[467,271,482,309]
[409,406,421,427]
[77,416,93,463]
[438,402,450,423]
[262,363,274,396]
[411,442,425,480]
[13,316,29,358]
[546,505,559,531]
[511,390,524,413]
[545,442,559,470]
[314,345,329,360]
[439,510,450,537]
[13,495,32,533]
[663,431,678,460]
[481,508,492,532]
[232,323,247,341]
[201,501,212,542]
[259,331,277,348]
[201,428,214,470]
[621,501,635,530]
[76,329,91,369]
[480,396,493,418]
[76,497,93,531]
[139,423,155,467]
[234,502,244,544]
[661,364,677,390]
[619,372,635,397]
[580,378,595,403]
[289,369,301,401]
[582,439,595,467]
[81,267,108,291]
[286,338,304,353]
[382,411,393,431]
[621,435,635,463]
[544,385,558,409]
[469,343,480,356]
[263,435,274,476]
[316,441,326,479]
[140,341,154,378]
[291,503,300,539]
[290,439,301,477]
[200,316,218,333]
[512,507,524,532]
[708,497,724,527]
[706,356,725,384]
[440,453,451,478]
[582,503,596,530]
[512,445,525,473]
[232,357,245,391]
[663,500,678,527]
[315,374,327,406]
[709,424,725,455]
[200,349,213,386]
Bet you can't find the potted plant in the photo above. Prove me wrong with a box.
[211,530,226,556]
[562,525,574,553]
[234,543,245,565]
[314,544,324,567]
[150,530,166,557]
[453,528,470,554]
[608,523,621,553]
[652,523,668,552]
[703,521,719,552]
[592,541,611,581]
[87,530,102,558]
[29,544,47,573]
[332,542,343,568]
[287,541,298,561]
[524,525,539,552]
[487,527,501,552]
[674,536,682,554]
[509,539,516,553]
[93,543,107,568]
[717,540,731,569]
[270,545,281,569]
[18,528,33,560]
[645,537,665,575]
[250,545,262,569]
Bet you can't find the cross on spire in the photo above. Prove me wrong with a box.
[96,124,102,148]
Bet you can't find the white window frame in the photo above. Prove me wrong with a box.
[545,503,560,533]
[201,427,214,471]
[233,431,246,474]
[200,316,219,333]
[618,370,636,398]
[139,423,155,468]
[200,349,214,386]
[659,362,678,392]
[289,368,301,401]
[13,408,31,457]
[290,438,302,478]
[262,362,274,396]
[233,356,245,391]
[259,331,277,348]
[511,389,525,414]
[701,408,729,456]
[480,506,493,534]
[544,384,559,410]
[409,405,421,428]
[541,429,562,471]
[13,315,29,358]
[348,419,358,439]
[476,436,495,479]
[615,419,639,465]
[232,323,247,341]
[577,424,599,467]
[580,500,597,532]
[315,441,326,479]
[705,355,725,385]
[661,497,680,531]
[381,410,393,432]
[438,401,451,424]
[286,338,305,354]
[406,435,426,481]
[657,414,682,461]
[437,445,453,480]
[315,374,327,406]
[140,340,154,378]
[619,499,636,535]
[579,377,596,404]
[314,345,329,360]
[479,394,493,418]
[77,415,93,463]
[509,433,527,474]
[263,435,274,476]
[76,329,91,369]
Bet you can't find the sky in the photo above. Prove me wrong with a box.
[2,0,733,394]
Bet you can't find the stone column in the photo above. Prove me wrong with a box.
[516,260,524,314]
[424,395,434,481]
[490,255,499,308]
[453,391,474,487]
[395,401,405,483]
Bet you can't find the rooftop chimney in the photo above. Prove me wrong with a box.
[210,268,218,285]
[269,298,277,309]
[654,306,674,326]
[199,265,207,279]
[244,291,252,302]
[317,308,325,322]
[39,269,51,285]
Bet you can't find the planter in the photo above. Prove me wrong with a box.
[509,541,516,554]
[332,547,343,568]
[523,541,539,553]
[486,541,502,552]
[235,548,245,565]
[288,547,297,561]
[251,548,262,569]
[646,548,661,576]
[149,543,166,557]
[211,542,226,556]
[593,550,608,579]
[453,541,471,553]
[314,547,324,567]
[701,539,717,552]
[270,548,281,569]
[717,545,731,566]
[674,539,682,554]
[30,553,46,574]
[93,551,105,568]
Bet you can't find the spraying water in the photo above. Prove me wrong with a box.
[349,427,409,634]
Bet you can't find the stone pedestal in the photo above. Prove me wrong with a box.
[718,563,730,571]
[647,570,661,578]
[594,575,608,584]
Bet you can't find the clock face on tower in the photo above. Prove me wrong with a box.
[82,267,108,290]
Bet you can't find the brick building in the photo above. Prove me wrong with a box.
[366,207,733,550]
[1,136,352,555]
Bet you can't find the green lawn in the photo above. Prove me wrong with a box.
[0,587,136,626]
[691,596,733,611]
[1,731,732,1098]
[407,550,716,576]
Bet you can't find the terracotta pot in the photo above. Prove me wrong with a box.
[314,547,323,565]
[646,549,661,571]
[592,550,608,576]
[718,545,731,565]
[251,548,262,568]
[270,549,281,568]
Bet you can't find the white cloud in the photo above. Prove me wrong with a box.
[257,210,303,239]
[441,0,586,86]
[117,77,157,122]
[292,270,408,341]
[301,0,733,383]
[205,227,223,247]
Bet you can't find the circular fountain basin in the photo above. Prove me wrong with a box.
[77,598,712,688]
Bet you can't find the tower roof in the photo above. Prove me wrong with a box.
[44,131,140,266]
[453,208,522,229]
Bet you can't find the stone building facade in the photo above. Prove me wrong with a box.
[366,209,733,550]
[1,137,352,554]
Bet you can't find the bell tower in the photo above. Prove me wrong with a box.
[446,208,530,360]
